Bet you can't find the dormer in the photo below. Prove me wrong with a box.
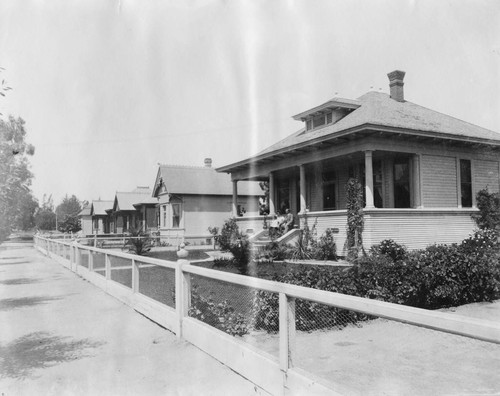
[293,98,361,132]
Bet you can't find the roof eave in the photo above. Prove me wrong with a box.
[217,123,500,173]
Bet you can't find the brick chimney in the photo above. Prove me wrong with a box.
[387,70,406,102]
[204,158,212,168]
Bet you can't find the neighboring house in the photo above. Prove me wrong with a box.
[152,158,262,243]
[90,200,113,234]
[217,70,500,251]
[78,205,93,236]
[108,187,155,233]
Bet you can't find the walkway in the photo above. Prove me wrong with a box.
[0,243,268,396]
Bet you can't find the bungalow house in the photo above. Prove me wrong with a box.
[152,158,262,244]
[217,70,500,251]
[108,187,155,234]
[90,200,113,234]
[78,205,93,236]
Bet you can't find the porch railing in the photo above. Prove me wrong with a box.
[34,235,500,395]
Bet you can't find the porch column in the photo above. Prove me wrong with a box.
[299,164,307,213]
[268,172,276,215]
[365,150,375,209]
[413,154,422,208]
[232,180,238,217]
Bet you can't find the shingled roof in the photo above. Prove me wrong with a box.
[218,86,500,172]
[153,164,262,197]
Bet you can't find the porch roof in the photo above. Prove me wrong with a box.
[90,200,113,216]
[217,91,500,173]
[112,188,155,212]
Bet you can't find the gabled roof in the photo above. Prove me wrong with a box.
[113,188,155,212]
[153,165,262,197]
[78,205,91,217]
[90,200,113,216]
[218,91,500,172]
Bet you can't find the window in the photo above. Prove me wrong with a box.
[460,159,472,207]
[277,180,290,213]
[322,170,336,210]
[172,203,182,228]
[394,158,411,208]
[162,205,167,227]
[312,114,326,128]
[326,112,333,124]
[373,161,383,208]
[306,119,312,130]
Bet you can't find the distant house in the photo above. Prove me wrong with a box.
[90,200,113,234]
[78,205,92,236]
[217,70,500,251]
[152,158,262,243]
[108,187,156,234]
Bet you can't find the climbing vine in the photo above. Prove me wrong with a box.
[345,178,364,260]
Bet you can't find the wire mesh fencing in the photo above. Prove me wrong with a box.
[137,261,176,308]
[109,255,132,288]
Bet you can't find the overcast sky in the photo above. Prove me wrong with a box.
[1,0,499,206]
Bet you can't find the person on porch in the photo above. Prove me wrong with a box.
[283,209,294,233]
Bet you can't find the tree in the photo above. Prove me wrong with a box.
[14,192,39,230]
[0,67,13,117]
[55,194,82,233]
[35,194,56,231]
[0,115,36,241]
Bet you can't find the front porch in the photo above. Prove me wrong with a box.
[229,147,480,251]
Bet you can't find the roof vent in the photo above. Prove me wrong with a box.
[387,70,406,102]
[204,158,212,168]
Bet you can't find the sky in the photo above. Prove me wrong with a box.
[0,0,499,206]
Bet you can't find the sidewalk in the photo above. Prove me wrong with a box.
[0,244,268,396]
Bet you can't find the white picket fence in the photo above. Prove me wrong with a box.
[34,235,500,396]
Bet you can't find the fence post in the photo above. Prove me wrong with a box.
[132,258,139,293]
[89,250,94,272]
[75,245,81,270]
[279,293,296,374]
[175,258,190,339]
[105,253,111,280]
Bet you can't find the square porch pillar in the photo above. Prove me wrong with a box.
[365,150,375,209]
[299,164,307,213]
[232,180,238,217]
[268,172,276,215]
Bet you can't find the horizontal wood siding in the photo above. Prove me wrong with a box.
[422,155,458,207]
[364,210,476,250]
[474,159,500,194]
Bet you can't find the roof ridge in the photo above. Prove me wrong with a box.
[159,163,215,170]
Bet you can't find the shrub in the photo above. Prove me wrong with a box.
[313,228,337,260]
[255,241,289,262]
[472,189,500,231]
[251,266,370,332]
[218,218,240,251]
[212,218,251,274]
[124,227,154,255]
[189,286,249,336]
[459,229,499,256]
[370,239,408,262]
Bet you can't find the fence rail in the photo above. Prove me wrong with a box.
[34,235,500,396]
